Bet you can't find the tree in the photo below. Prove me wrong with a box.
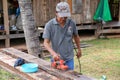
[18,0,42,57]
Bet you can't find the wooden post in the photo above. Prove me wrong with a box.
[67,0,72,13]
[3,0,10,47]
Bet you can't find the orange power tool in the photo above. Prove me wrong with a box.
[51,57,68,70]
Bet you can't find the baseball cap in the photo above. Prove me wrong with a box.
[56,2,71,17]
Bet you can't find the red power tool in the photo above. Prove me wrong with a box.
[51,57,68,70]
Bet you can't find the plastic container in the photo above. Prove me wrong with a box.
[21,63,38,73]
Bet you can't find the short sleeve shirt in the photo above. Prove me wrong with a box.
[42,18,78,61]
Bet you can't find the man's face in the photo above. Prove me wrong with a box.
[56,12,67,24]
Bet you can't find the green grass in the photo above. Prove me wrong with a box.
[0,67,22,80]
[74,38,120,80]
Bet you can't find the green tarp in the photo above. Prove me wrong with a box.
[93,0,112,22]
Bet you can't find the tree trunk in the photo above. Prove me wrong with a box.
[18,0,42,57]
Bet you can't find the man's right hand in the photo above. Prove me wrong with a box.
[53,54,60,61]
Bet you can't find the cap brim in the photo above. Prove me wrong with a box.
[58,12,71,17]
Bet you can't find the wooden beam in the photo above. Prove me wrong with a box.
[0,34,24,39]
[3,0,10,47]
[107,35,120,38]
[103,22,120,27]
[98,29,120,34]
[0,35,6,39]
[77,25,97,30]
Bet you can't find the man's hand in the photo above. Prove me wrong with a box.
[76,50,82,58]
[53,53,60,61]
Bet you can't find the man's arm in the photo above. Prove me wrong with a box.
[73,35,82,58]
[43,38,59,58]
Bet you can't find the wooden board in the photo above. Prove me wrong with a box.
[0,51,60,80]
[33,0,60,26]
[103,22,120,27]
[0,29,43,39]
[98,29,120,34]
[0,34,24,39]
[32,0,100,26]
[77,25,97,30]
[1,48,96,80]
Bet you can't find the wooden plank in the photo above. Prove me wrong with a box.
[77,25,97,30]
[2,48,96,80]
[0,35,6,39]
[72,0,82,14]
[0,34,24,39]
[32,0,101,26]
[103,22,120,28]
[0,52,33,80]
[82,0,92,23]
[106,35,120,38]
[98,29,120,34]
[2,48,76,80]
[0,52,60,80]
[0,30,6,32]
[90,0,99,23]
[3,0,10,47]
[33,0,46,26]
[33,0,60,26]
[71,14,82,24]
[67,0,72,13]
[9,34,25,38]
[0,29,43,39]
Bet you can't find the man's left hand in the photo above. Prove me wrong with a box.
[76,50,82,58]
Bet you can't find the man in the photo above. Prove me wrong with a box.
[42,2,82,70]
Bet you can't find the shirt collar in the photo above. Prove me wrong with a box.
[53,18,58,24]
